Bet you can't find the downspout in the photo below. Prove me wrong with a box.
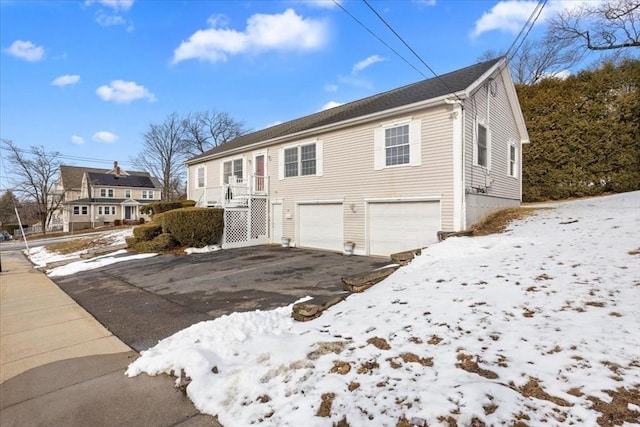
[446,99,465,231]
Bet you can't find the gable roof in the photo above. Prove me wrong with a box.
[187,57,504,164]
[86,172,156,188]
[59,165,154,190]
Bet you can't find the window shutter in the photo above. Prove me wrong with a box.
[316,141,323,176]
[278,148,284,180]
[373,127,385,170]
[409,119,422,166]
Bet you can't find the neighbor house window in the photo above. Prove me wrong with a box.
[197,167,205,188]
[124,189,132,198]
[73,206,88,215]
[98,206,116,215]
[373,118,421,170]
[476,123,489,168]
[223,159,243,184]
[385,124,410,166]
[100,188,114,198]
[141,190,154,199]
[508,140,518,177]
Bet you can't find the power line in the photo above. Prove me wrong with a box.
[507,0,548,62]
[332,0,427,78]
[361,0,463,101]
[0,144,136,167]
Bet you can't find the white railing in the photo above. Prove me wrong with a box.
[197,175,269,208]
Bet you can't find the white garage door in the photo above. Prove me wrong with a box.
[368,201,440,256]
[299,203,343,252]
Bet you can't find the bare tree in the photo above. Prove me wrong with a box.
[1,139,63,234]
[549,0,640,51]
[510,37,583,84]
[132,113,188,201]
[182,110,247,157]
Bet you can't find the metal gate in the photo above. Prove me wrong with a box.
[222,196,268,249]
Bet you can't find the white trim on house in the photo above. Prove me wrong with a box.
[451,103,465,231]
[278,139,322,179]
[373,117,422,170]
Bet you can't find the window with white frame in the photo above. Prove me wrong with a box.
[223,159,243,184]
[385,124,410,166]
[98,206,116,215]
[100,188,115,198]
[283,143,317,178]
[197,166,205,188]
[73,206,88,215]
[124,189,132,198]
[374,118,421,170]
[476,122,489,168]
[141,190,154,199]
[508,140,518,177]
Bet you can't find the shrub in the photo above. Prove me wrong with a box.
[139,217,145,224]
[163,207,224,248]
[132,223,162,241]
[125,236,139,248]
[114,219,122,226]
[181,200,196,208]
[140,204,153,215]
[133,233,178,253]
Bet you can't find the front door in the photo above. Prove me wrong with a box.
[125,206,132,220]
[255,154,265,193]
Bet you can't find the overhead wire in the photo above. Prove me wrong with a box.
[331,0,427,78]
[506,0,549,61]
[0,144,136,167]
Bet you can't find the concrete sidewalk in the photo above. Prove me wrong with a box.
[0,249,219,426]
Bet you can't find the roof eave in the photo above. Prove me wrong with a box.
[185,90,468,165]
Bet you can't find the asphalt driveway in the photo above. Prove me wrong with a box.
[52,246,389,351]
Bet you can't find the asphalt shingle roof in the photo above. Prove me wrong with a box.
[188,58,501,163]
[59,165,160,190]
[86,172,156,188]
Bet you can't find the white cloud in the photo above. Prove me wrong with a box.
[352,54,386,74]
[321,100,343,111]
[92,131,119,143]
[52,74,80,87]
[96,80,156,103]
[85,0,134,11]
[172,9,328,64]
[4,40,45,62]
[298,0,339,8]
[96,11,126,27]
[70,135,85,145]
[207,14,230,28]
[324,83,338,92]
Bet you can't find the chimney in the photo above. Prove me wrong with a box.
[114,161,121,176]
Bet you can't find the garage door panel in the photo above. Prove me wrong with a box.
[368,201,440,256]
[299,204,343,252]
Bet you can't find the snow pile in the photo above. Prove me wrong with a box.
[127,192,640,426]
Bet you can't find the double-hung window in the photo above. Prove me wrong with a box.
[197,167,205,188]
[476,123,489,168]
[508,140,518,177]
[141,190,154,199]
[98,206,116,215]
[73,206,88,215]
[283,143,317,178]
[124,189,132,198]
[385,124,410,166]
[100,188,114,198]
[223,159,243,184]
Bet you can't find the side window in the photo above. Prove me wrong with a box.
[508,140,518,177]
[476,122,490,168]
[385,124,410,166]
[374,118,421,170]
[197,167,205,188]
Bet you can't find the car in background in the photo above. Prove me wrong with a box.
[0,231,14,241]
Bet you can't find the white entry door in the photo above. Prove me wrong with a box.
[298,203,343,252]
[368,201,440,256]
[271,203,283,243]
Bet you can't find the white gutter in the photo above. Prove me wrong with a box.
[185,90,468,165]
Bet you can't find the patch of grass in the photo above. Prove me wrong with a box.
[316,392,335,417]
[587,386,640,427]
[472,207,541,236]
[48,236,118,254]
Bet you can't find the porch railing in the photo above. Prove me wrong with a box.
[196,175,269,208]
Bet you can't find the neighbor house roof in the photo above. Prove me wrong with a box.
[59,165,156,190]
[86,172,156,188]
[187,57,503,164]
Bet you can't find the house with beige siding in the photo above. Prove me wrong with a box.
[186,57,529,256]
[56,162,161,232]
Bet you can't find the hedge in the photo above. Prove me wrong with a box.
[132,223,162,241]
[141,200,197,215]
[133,233,178,253]
[163,207,224,248]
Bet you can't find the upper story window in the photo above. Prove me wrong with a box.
[100,188,114,198]
[385,124,410,166]
[141,190,154,199]
[124,189,132,198]
[508,140,518,177]
[476,122,490,168]
[282,142,320,178]
[223,159,243,184]
[374,118,421,170]
[197,166,205,188]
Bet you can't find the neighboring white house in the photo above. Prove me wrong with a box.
[186,57,529,256]
[56,162,162,232]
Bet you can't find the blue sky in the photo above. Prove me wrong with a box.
[1,0,569,174]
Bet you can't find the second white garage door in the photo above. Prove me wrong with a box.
[298,203,344,252]
[368,201,441,256]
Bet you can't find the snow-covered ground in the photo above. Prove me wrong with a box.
[125,192,640,427]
